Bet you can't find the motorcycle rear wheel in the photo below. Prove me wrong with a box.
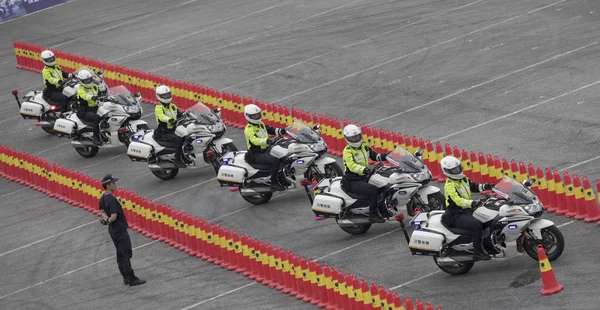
[75,146,99,158]
[151,168,179,180]
[41,115,57,135]
[523,225,564,261]
[336,219,372,235]
[239,188,273,205]
[433,257,475,275]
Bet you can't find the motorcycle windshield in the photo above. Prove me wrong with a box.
[106,85,137,106]
[77,66,102,85]
[385,146,426,173]
[285,120,321,143]
[185,103,219,125]
[492,175,535,204]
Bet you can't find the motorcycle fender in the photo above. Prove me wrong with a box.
[416,185,440,204]
[314,157,336,172]
[129,120,149,133]
[211,137,234,153]
[528,219,554,239]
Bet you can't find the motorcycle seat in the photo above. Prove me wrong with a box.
[341,188,370,200]
[441,222,473,236]
[248,162,275,170]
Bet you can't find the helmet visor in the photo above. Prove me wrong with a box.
[346,134,362,143]
[247,112,261,120]
[43,56,56,64]
[158,92,172,100]
[447,165,463,175]
[81,77,93,85]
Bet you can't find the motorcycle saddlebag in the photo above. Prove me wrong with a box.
[408,230,445,256]
[19,101,45,118]
[53,118,77,135]
[216,165,246,186]
[311,194,343,217]
[126,141,153,162]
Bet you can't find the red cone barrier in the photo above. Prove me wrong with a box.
[582,177,600,222]
[434,142,446,182]
[571,175,587,220]
[553,170,568,215]
[405,296,415,310]
[544,168,558,213]
[563,172,578,218]
[538,244,564,295]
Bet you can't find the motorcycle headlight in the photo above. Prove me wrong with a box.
[523,200,543,215]
[308,143,325,152]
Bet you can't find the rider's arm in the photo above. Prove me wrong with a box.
[444,181,473,209]
[155,105,171,123]
[343,147,367,175]
[366,145,385,162]
[77,87,92,106]
[61,69,70,79]
[245,125,268,148]
[467,177,486,193]
[265,125,286,136]
[42,68,60,87]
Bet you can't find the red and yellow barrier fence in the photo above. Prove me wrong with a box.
[0,144,449,309]
[11,40,600,226]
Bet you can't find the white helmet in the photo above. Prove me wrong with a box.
[244,104,262,124]
[441,156,464,180]
[78,69,94,88]
[343,124,363,148]
[156,85,172,104]
[41,50,56,66]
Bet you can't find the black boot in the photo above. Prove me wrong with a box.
[270,179,285,191]
[473,248,490,261]
[92,136,102,145]
[126,274,146,286]
[369,210,385,223]
[123,277,130,285]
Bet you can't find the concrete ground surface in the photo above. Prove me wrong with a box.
[1,0,600,309]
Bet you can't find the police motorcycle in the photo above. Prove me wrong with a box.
[216,119,342,205]
[126,103,237,180]
[401,175,565,275]
[309,146,444,235]
[53,85,148,158]
[13,66,108,135]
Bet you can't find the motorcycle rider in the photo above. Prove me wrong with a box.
[154,85,186,168]
[440,155,495,261]
[41,50,74,115]
[77,69,102,145]
[243,104,287,191]
[341,124,388,223]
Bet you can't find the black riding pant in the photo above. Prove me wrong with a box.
[47,90,69,112]
[349,180,379,215]
[109,230,134,278]
[83,111,101,139]
[157,132,184,161]
[253,151,280,183]
[453,213,483,250]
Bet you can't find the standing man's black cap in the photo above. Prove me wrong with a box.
[102,174,119,185]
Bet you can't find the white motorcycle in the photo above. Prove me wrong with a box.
[14,66,107,135]
[401,175,565,275]
[309,146,444,235]
[126,103,237,180]
[53,85,148,158]
[217,119,343,205]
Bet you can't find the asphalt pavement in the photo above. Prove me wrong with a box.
[1,0,600,309]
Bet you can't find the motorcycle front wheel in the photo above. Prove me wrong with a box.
[433,257,474,275]
[406,191,446,216]
[522,225,565,261]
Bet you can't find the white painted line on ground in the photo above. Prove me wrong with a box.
[557,220,574,228]
[0,84,38,106]
[108,0,296,63]
[153,178,217,200]
[0,115,21,125]
[436,80,600,141]
[153,0,368,73]
[369,39,599,126]
[0,220,96,258]
[272,0,566,104]
[558,156,600,172]
[0,240,158,300]
[221,0,484,90]
[315,228,401,261]
[51,0,201,49]
[180,282,256,310]
[33,142,71,156]
[0,188,27,199]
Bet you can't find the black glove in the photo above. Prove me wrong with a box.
[483,184,494,191]
[363,168,371,175]
[279,128,287,135]
[471,199,483,208]
[58,80,66,86]
[91,96,99,101]
[68,73,74,79]
[168,118,176,126]
[99,218,108,225]
[266,138,274,145]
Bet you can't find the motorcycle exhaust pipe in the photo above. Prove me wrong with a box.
[149,163,177,170]
[240,187,273,196]
[435,255,475,266]
[337,218,372,227]
[71,140,95,147]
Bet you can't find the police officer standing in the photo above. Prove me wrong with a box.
[99,174,146,286]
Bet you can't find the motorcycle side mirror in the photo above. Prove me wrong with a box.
[312,124,320,131]
[414,148,423,158]
[134,92,142,99]
[213,108,221,114]
[523,178,533,187]
[97,70,104,76]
